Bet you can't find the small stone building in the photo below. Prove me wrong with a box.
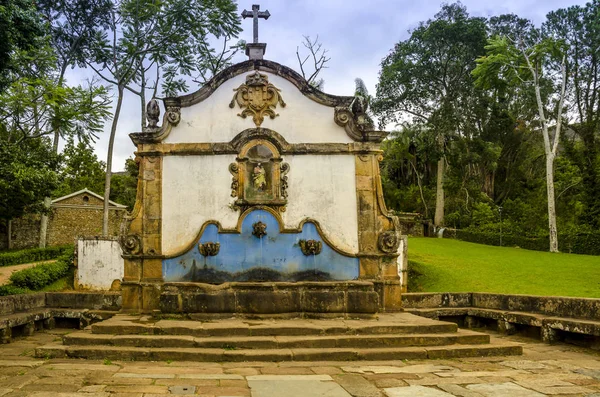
[1,189,127,250]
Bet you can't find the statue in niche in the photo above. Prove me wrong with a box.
[230,139,289,212]
[252,163,267,191]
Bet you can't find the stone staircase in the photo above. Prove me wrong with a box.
[35,313,523,361]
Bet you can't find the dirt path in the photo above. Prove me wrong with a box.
[0,260,55,285]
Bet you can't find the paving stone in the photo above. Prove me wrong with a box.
[249,380,350,397]
[373,378,408,388]
[343,365,458,374]
[435,370,527,378]
[438,384,485,397]
[407,377,486,386]
[77,385,106,392]
[114,373,175,379]
[575,368,600,380]
[247,375,332,381]
[383,386,454,396]
[169,385,196,394]
[259,366,314,375]
[0,389,11,397]
[48,364,120,372]
[179,374,244,380]
[194,386,251,396]
[104,385,169,393]
[155,379,218,387]
[332,374,383,397]
[0,361,44,368]
[466,382,545,397]
[25,393,110,397]
[312,367,343,375]
[220,379,247,387]
[224,368,260,376]
[0,375,38,389]
[513,378,594,395]
[499,360,547,370]
[21,384,81,393]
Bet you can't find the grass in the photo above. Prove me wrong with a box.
[408,237,600,298]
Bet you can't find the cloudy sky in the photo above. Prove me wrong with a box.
[69,0,587,171]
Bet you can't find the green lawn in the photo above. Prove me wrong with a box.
[408,237,600,298]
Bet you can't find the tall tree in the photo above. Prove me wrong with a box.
[544,2,600,228]
[473,35,568,252]
[85,0,241,236]
[373,3,488,226]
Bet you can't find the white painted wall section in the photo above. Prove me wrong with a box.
[162,155,239,255]
[165,73,353,144]
[161,154,359,255]
[76,238,124,290]
[283,155,358,253]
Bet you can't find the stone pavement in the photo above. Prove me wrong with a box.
[0,329,599,397]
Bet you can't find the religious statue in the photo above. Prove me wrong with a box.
[252,163,267,191]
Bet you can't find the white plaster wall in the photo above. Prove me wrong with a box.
[161,154,359,255]
[77,238,124,290]
[282,155,358,253]
[165,72,353,144]
[162,155,239,255]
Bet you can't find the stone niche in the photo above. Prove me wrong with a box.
[120,60,407,314]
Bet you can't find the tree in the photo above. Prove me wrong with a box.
[296,35,330,90]
[544,2,600,228]
[37,0,114,151]
[111,157,139,210]
[0,138,59,223]
[0,0,45,91]
[373,3,488,227]
[54,138,106,197]
[473,35,568,252]
[85,0,242,236]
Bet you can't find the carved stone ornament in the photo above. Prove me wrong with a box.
[280,162,290,199]
[299,239,322,256]
[146,99,160,128]
[378,231,401,254]
[252,221,267,238]
[198,242,220,257]
[121,234,141,255]
[229,71,286,127]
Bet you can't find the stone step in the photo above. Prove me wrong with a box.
[35,341,522,361]
[90,313,459,337]
[63,329,489,349]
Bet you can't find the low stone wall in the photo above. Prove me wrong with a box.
[45,292,122,311]
[0,293,46,316]
[403,292,600,320]
[160,281,380,317]
[76,237,124,290]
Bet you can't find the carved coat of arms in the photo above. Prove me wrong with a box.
[229,72,286,127]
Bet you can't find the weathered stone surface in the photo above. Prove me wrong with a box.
[384,386,453,396]
[466,382,545,397]
[249,379,351,397]
[182,291,237,313]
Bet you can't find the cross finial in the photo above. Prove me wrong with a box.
[241,4,270,44]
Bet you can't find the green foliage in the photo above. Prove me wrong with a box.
[0,0,45,91]
[0,138,59,221]
[54,138,106,197]
[409,237,600,297]
[0,285,31,297]
[9,251,73,290]
[110,157,139,209]
[0,245,71,267]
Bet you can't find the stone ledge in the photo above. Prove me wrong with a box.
[160,282,379,315]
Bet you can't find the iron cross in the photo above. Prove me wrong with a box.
[241,4,270,43]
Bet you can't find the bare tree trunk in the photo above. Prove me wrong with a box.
[434,156,445,226]
[7,220,12,250]
[546,153,559,252]
[103,85,125,236]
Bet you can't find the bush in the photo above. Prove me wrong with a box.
[0,285,30,296]
[0,245,72,267]
[455,229,600,255]
[9,251,73,290]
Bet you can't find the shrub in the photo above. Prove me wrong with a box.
[0,285,30,296]
[9,251,73,290]
[455,229,600,255]
[0,245,72,267]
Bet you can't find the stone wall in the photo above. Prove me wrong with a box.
[47,206,123,246]
[3,214,42,250]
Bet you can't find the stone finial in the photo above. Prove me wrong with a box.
[146,99,160,128]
